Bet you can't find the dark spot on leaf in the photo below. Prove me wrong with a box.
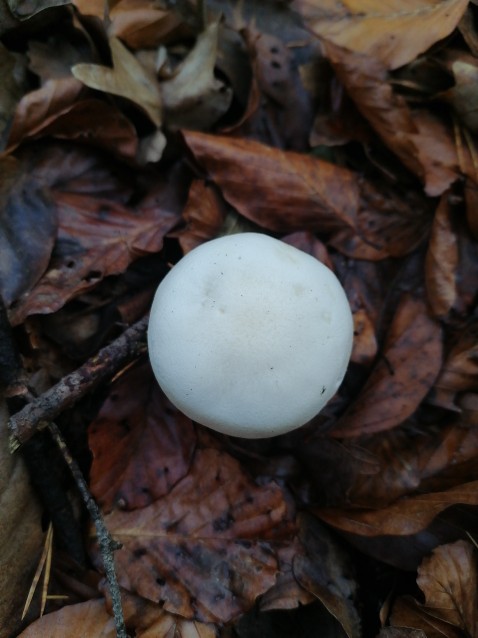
[133,547,147,559]
[156,577,166,586]
[271,61,281,69]
[213,513,235,532]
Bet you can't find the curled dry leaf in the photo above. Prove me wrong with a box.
[316,479,478,538]
[294,0,468,71]
[90,448,291,623]
[161,22,232,130]
[390,540,478,637]
[333,295,443,438]
[88,361,196,512]
[72,37,162,127]
[323,41,460,196]
[6,77,85,151]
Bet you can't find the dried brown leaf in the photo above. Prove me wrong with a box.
[90,448,291,623]
[176,180,226,254]
[317,480,478,537]
[16,599,115,637]
[295,0,468,70]
[88,362,196,512]
[72,37,162,127]
[6,77,85,151]
[323,41,459,196]
[108,0,183,49]
[103,587,217,638]
[293,514,360,638]
[0,401,43,638]
[10,186,180,324]
[161,22,232,130]
[17,98,138,158]
[417,541,478,633]
[425,194,459,318]
[183,130,360,234]
[333,295,443,437]
[391,541,478,638]
[434,321,478,401]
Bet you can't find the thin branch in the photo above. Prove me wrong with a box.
[47,421,129,638]
[8,316,149,450]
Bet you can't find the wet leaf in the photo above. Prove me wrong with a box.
[88,362,196,512]
[295,0,468,70]
[333,295,443,437]
[72,37,162,127]
[90,448,291,623]
[0,155,57,305]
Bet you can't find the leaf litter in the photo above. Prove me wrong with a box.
[0,0,476,636]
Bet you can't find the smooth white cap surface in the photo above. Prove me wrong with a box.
[148,233,353,438]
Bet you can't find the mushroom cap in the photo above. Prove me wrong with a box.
[148,232,353,438]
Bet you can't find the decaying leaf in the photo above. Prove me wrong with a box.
[72,37,162,126]
[90,448,291,623]
[333,295,443,437]
[10,183,180,324]
[88,362,196,512]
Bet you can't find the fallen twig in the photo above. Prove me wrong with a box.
[8,316,148,450]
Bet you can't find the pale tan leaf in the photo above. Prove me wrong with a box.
[72,37,162,126]
[295,0,469,70]
[17,599,115,637]
[161,22,232,129]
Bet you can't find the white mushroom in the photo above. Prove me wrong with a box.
[148,232,353,438]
